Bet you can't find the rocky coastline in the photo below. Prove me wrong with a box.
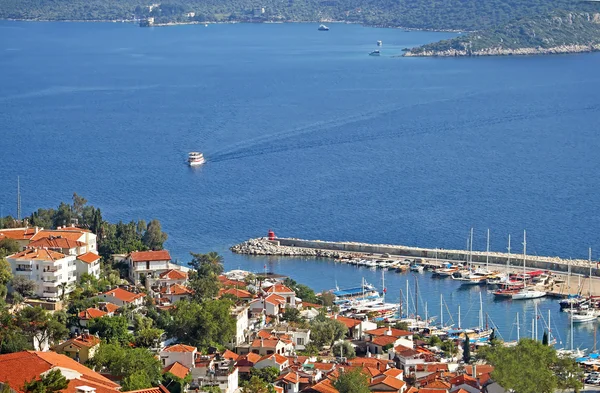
[404,43,600,57]
[230,238,359,258]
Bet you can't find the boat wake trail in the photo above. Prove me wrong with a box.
[206,98,597,164]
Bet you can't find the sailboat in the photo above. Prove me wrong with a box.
[512,230,546,300]
[557,302,587,358]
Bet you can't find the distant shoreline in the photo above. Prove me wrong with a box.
[0,17,465,33]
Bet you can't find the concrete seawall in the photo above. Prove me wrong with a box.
[232,237,598,277]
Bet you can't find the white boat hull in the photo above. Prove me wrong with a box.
[512,290,546,300]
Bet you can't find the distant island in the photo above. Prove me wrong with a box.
[0,0,596,32]
[404,11,600,57]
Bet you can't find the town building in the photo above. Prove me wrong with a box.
[125,250,173,284]
[7,248,77,299]
[30,227,97,254]
[52,332,101,363]
[0,227,40,248]
[96,287,144,307]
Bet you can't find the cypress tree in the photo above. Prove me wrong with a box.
[542,331,549,346]
[463,335,471,363]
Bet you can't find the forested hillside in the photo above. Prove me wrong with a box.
[0,0,594,31]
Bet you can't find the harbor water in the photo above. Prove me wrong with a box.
[1,21,600,350]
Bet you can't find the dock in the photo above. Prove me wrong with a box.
[231,236,600,296]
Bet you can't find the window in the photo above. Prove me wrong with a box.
[297,338,304,346]
[146,261,150,270]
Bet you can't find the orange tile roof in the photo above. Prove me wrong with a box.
[0,228,38,240]
[30,230,87,242]
[130,250,171,262]
[56,334,100,349]
[309,363,336,372]
[265,284,295,294]
[245,353,262,364]
[347,358,388,371]
[425,380,451,389]
[277,371,300,384]
[220,288,253,299]
[274,387,284,393]
[301,302,322,308]
[78,252,101,264]
[371,335,399,347]
[464,364,494,376]
[419,389,449,393]
[306,379,338,393]
[331,315,362,328]
[257,330,275,339]
[58,226,91,232]
[222,349,239,361]
[252,339,280,348]
[363,367,382,377]
[8,248,67,261]
[365,327,412,337]
[124,386,170,393]
[159,269,188,280]
[453,389,470,393]
[163,362,190,379]
[101,302,120,313]
[79,308,107,320]
[449,374,478,388]
[163,344,197,353]
[405,388,419,393]
[264,293,286,306]
[28,237,86,250]
[370,375,406,390]
[0,351,120,393]
[383,368,403,378]
[218,275,247,288]
[257,353,288,365]
[159,284,193,296]
[101,288,144,303]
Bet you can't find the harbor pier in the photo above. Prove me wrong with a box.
[231,237,600,296]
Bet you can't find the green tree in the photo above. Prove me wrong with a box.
[462,335,470,364]
[135,327,164,348]
[168,299,235,348]
[440,339,457,358]
[428,335,442,347]
[11,276,36,297]
[0,239,20,257]
[23,369,69,393]
[393,321,410,331]
[310,317,347,348]
[188,252,224,301]
[332,341,356,359]
[88,344,162,389]
[72,193,88,219]
[142,219,168,250]
[318,291,335,307]
[481,339,561,393]
[88,316,131,344]
[334,369,370,393]
[280,307,303,324]
[16,307,68,349]
[0,258,12,300]
[554,354,584,392]
[250,367,280,383]
[240,376,275,393]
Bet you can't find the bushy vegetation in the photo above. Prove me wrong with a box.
[0,0,595,31]
[410,11,600,53]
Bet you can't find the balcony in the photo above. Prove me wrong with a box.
[42,279,60,287]
[42,292,59,298]
[16,267,33,272]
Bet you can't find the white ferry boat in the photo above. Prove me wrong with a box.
[318,24,329,31]
[188,152,206,166]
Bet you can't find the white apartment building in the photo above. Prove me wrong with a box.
[126,250,172,284]
[30,226,98,254]
[7,248,77,299]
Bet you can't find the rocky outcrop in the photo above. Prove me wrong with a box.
[404,43,600,57]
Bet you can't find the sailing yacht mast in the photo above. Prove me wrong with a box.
[381,270,385,303]
[589,247,592,297]
[458,305,461,329]
[516,312,520,341]
[440,294,443,328]
[470,228,474,270]
[486,229,490,271]
[507,234,511,271]
[479,292,483,330]
[523,230,527,288]
[534,304,538,341]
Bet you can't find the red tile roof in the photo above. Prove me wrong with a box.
[8,248,67,261]
[245,353,261,364]
[159,284,193,296]
[371,335,399,347]
[218,275,247,288]
[163,344,197,353]
[370,375,406,390]
[464,364,494,376]
[419,389,449,393]
[163,362,190,380]
[252,339,281,348]
[101,288,144,303]
[425,380,451,389]
[305,379,338,393]
[220,288,253,299]
[277,371,300,384]
[222,350,239,361]
[257,353,288,366]
[31,230,87,242]
[264,293,286,306]
[28,237,86,250]
[365,327,412,337]
[124,386,170,393]
[0,351,120,393]
[331,315,362,329]
[383,368,403,378]
[0,228,38,241]
[159,269,188,280]
[347,358,388,371]
[56,335,100,349]
[130,250,171,262]
[78,252,101,264]
[101,302,120,313]
[449,374,478,389]
[78,308,107,320]
[301,302,322,308]
[265,284,295,294]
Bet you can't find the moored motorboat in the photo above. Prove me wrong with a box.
[188,152,205,166]
[318,24,329,31]
[569,309,598,323]
[369,50,381,56]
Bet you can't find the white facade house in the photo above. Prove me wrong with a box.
[231,305,249,347]
[30,227,97,254]
[76,253,101,279]
[96,288,144,307]
[126,250,172,284]
[160,344,198,369]
[271,326,311,350]
[7,249,77,299]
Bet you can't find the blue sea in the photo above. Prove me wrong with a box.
[1,21,600,349]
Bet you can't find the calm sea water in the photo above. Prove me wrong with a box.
[2,21,600,349]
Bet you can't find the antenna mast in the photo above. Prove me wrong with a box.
[17,176,21,222]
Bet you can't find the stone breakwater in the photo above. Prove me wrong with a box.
[231,237,599,276]
[230,238,358,258]
[403,44,600,57]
